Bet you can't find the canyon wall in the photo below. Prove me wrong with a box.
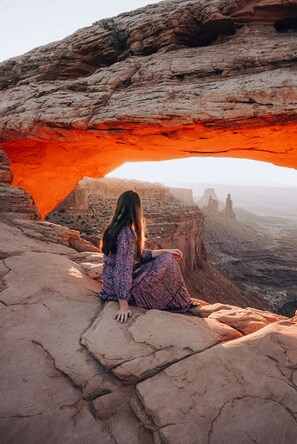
[203,207,297,316]
[47,177,206,273]
[0,0,296,216]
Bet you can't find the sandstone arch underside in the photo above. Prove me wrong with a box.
[0,0,296,218]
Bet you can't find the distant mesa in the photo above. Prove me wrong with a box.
[197,188,221,209]
[199,188,235,219]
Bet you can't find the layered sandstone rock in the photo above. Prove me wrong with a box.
[200,188,236,218]
[0,218,128,444]
[200,189,297,316]
[1,213,295,443]
[0,186,41,220]
[196,302,288,334]
[0,0,296,216]
[1,2,296,441]
[0,149,40,220]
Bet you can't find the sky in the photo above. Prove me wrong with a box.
[0,0,162,62]
[1,0,296,187]
[107,158,297,187]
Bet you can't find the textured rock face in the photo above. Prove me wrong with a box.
[0,149,13,184]
[137,320,297,444]
[0,149,40,220]
[1,215,296,443]
[0,219,126,444]
[201,198,297,316]
[81,302,242,383]
[0,185,41,220]
[0,0,296,216]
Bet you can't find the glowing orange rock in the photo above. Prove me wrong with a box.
[2,119,296,218]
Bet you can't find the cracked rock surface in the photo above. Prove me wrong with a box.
[136,321,297,444]
[81,302,242,382]
[0,216,152,443]
[0,215,296,443]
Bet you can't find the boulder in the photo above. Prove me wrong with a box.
[136,320,297,444]
[81,301,242,382]
[194,303,287,334]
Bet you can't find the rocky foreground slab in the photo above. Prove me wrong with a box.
[1,216,296,443]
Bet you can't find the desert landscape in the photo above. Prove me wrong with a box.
[45,177,297,316]
[194,186,297,316]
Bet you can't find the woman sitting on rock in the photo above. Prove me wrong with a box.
[99,190,199,323]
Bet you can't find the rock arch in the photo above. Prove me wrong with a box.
[0,0,296,217]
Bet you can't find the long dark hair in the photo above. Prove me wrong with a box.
[100,190,145,258]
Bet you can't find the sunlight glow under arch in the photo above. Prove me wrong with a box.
[106,157,297,188]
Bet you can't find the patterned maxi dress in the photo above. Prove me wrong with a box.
[99,225,193,312]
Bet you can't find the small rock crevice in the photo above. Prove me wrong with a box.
[31,340,83,393]
[207,395,297,443]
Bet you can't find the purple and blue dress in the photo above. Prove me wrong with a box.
[99,225,192,312]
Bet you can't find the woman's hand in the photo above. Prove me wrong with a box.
[115,300,132,323]
[166,248,183,260]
